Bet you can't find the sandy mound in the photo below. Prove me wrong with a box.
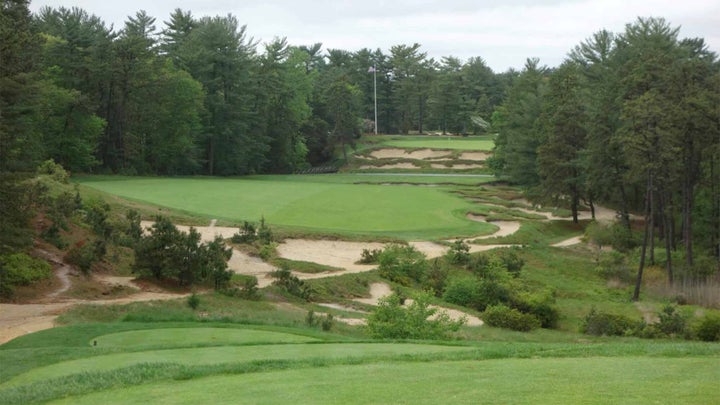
[354,283,393,305]
[369,148,450,159]
[359,163,418,170]
[459,152,490,161]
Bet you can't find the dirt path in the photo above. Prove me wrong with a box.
[0,247,190,345]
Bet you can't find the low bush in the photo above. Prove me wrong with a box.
[0,253,52,297]
[377,244,427,286]
[187,293,200,310]
[509,290,559,329]
[483,304,541,332]
[366,293,464,339]
[358,248,382,264]
[656,304,687,337]
[595,251,632,282]
[582,308,640,336]
[443,277,481,308]
[270,266,312,300]
[424,258,449,297]
[693,313,720,342]
[445,240,470,265]
[494,248,524,277]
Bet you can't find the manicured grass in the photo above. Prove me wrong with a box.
[46,357,720,405]
[4,343,473,388]
[77,176,495,240]
[92,328,317,348]
[377,136,495,151]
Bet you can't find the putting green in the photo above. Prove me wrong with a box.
[47,357,720,404]
[91,328,317,348]
[382,137,494,151]
[78,176,494,239]
[6,344,473,387]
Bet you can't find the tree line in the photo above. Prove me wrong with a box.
[492,17,720,296]
[2,2,510,178]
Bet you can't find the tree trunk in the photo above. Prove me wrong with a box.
[661,192,673,285]
[633,175,653,301]
[683,176,694,267]
[649,187,655,266]
[571,192,579,224]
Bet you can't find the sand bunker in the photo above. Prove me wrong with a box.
[277,240,384,273]
[459,152,490,161]
[353,283,483,326]
[369,148,451,159]
[359,163,418,170]
[430,163,484,169]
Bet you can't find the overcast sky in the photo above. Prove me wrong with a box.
[29,0,720,72]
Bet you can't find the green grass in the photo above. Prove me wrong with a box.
[92,328,317,348]
[76,176,495,240]
[4,343,473,388]
[376,135,495,151]
[43,357,720,405]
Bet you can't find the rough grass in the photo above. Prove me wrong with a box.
[76,176,495,240]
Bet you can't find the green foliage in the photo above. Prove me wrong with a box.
[442,277,481,308]
[305,310,334,331]
[509,290,559,329]
[0,253,52,297]
[494,248,525,277]
[693,313,720,342]
[187,293,200,310]
[377,244,427,286]
[483,304,541,332]
[656,304,686,337]
[64,239,104,274]
[582,308,640,336]
[133,216,232,287]
[37,160,70,183]
[423,258,449,297]
[358,248,382,264]
[445,240,470,265]
[366,293,465,339]
[270,266,312,300]
[231,217,273,245]
[595,251,632,282]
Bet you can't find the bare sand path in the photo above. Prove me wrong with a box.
[552,236,583,247]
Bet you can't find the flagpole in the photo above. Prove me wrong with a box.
[373,65,378,135]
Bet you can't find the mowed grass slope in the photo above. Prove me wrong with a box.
[376,135,495,151]
[77,176,494,240]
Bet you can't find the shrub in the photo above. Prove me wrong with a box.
[258,242,277,261]
[366,293,464,339]
[656,304,686,337]
[37,159,69,183]
[0,253,52,297]
[270,266,312,300]
[610,222,637,252]
[321,313,334,331]
[424,258,449,297]
[510,290,559,329]
[358,248,382,264]
[231,221,257,244]
[65,240,102,274]
[595,251,632,282]
[187,293,200,310]
[257,216,273,244]
[377,244,427,286]
[582,308,639,336]
[494,248,524,277]
[475,279,510,311]
[483,304,541,332]
[443,277,481,308]
[466,253,490,275]
[693,313,720,342]
[306,310,335,331]
[445,240,470,265]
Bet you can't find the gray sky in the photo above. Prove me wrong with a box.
[29,0,720,72]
